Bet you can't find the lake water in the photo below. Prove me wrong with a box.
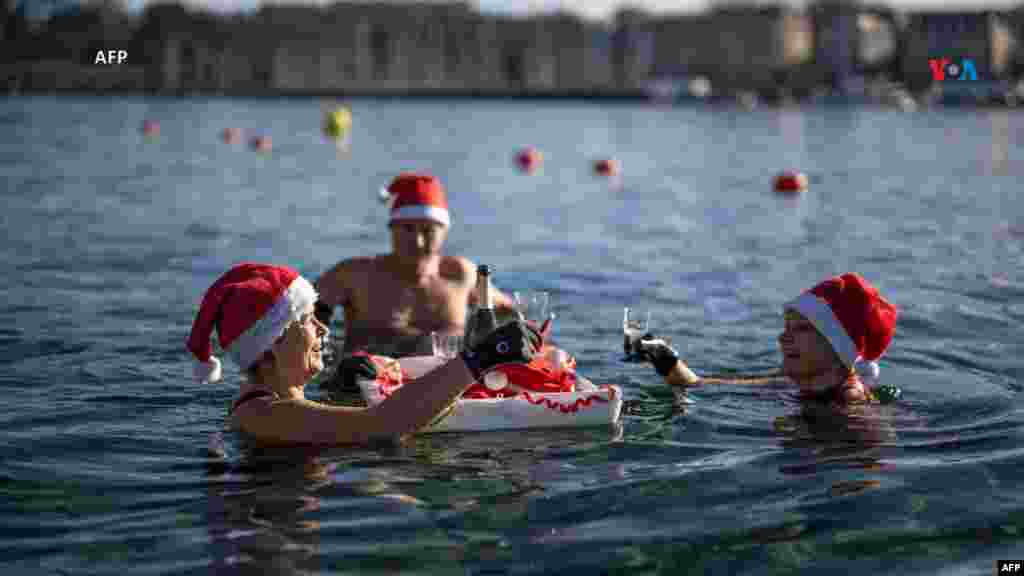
[2,96,1024,575]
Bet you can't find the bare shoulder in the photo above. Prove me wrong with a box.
[440,255,476,287]
[341,255,383,274]
[316,256,383,305]
[319,255,370,281]
[233,397,378,445]
[324,255,388,285]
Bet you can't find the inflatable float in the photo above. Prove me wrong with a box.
[355,348,623,432]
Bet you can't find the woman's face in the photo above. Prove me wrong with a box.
[390,219,447,259]
[273,303,329,381]
[778,310,839,382]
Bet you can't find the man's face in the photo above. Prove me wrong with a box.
[390,219,448,258]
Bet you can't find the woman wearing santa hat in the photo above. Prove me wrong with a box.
[187,262,541,445]
[630,273,898,405]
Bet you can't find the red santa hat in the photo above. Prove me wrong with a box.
[186,262,318,382]
[378,172,450,227]
[784,273,898,385]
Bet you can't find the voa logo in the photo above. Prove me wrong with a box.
[928,58,978,81]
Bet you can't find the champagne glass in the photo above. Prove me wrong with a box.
[431,332,462,359]
[622,307,651,361]
[514,291,550,327]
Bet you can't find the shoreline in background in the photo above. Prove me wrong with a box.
[4,2,1024,109]
[5,84,1020,110]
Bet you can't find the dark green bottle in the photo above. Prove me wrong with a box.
[466,265,498,349]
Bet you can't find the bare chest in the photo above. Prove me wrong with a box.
[352,274,468,333]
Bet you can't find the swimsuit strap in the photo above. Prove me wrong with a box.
[230,388,276,415]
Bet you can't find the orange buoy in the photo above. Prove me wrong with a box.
[221,127,242,144]
[594,158,619,177]
[250,135,272,153]
[141,119,160,137]
[773,171,808,194]
[516,147,543,173]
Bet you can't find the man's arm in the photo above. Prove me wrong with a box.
[460,257,516,313]
[314,260,356,309]
[491,287,517,314]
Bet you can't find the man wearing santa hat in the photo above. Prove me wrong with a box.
[629,273,898,405]
[314,173,517,383]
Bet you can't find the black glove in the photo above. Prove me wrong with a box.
[460,320,542,380]
[323,354,376,396]
[314,301,334,326]
[635,333,680,377]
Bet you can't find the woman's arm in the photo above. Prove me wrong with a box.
[664,365,786,387]
[234,321,542,445]
[663,360,699,387]
[234,358,478,445]
[637,336,785,388]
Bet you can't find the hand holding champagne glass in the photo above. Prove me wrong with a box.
[622,307,651,361]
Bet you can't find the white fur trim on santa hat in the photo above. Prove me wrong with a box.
[390,204,450,227]
[195,355,223,383]
[785,291,859,369]
[224,276,318,371]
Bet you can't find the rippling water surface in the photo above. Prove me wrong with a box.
[3,97,1024,575]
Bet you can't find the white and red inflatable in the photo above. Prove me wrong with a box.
[356,347,623,432]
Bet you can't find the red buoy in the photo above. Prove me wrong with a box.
[141,119,160,137]
[773,171,808,194]
[250,135,272,153]
[221,127,242,144]
[516,147,543,173]
[594,158,619,177]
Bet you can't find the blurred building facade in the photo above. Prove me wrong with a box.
[1,0,1022,101]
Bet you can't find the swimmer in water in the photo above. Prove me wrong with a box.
[314,173,517,357]
[187,263,541,445]
[313,173,517,394]
[630,273,898,406]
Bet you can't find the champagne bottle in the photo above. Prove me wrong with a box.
[466,264,498,349]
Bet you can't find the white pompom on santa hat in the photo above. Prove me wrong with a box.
[784,273,898,386]
[378,172,451,227]
[186,262,318,382]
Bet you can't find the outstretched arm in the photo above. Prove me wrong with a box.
[635,336,786,387]
[234,358,479,445]
[233,321,543,445]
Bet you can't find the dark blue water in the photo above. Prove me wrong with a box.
[2,96,1024,575]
